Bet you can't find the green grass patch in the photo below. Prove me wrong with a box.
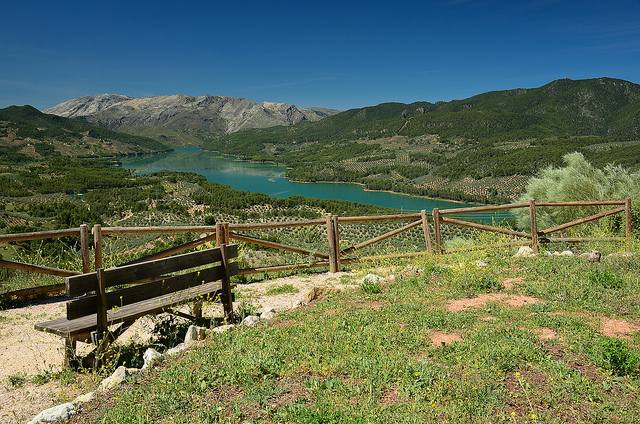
[264,284,299,296]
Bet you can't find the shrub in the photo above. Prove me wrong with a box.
[597,337,640,376]
[589,269,624,289]
[515,152,640,233]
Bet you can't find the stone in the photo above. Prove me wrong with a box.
[303,286,341,303]
[28,402,76,424]
[165,343,187,356]
[588,250,602,263]
[514,246,535,257]
[399,266,421,279]
[475,260,489,268]
[73,391,96,406]
[142,348,164,370]
[209,324,235,334]
[184,325,208,344]
[559,250,574,256]
[362,274,383,284]
[241,315,260,327]
[259,307,276,320]
[99,366,130,391]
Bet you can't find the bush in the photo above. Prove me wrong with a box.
[597,337,640,376]
[589,269,624,289]
[515,152,640,232]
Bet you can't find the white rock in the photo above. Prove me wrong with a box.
[514,246,535,257]
[142,348,164,370]
[475,260,489,268]
[165,343,187,356]
[259,307,276,320]
[241,315,260,327]
[362,274,383,284]
[209,324,235,334]
[184,325,208,344]
[28,402,76,424]
[98,366,130,391]
[559,250,574,256]
[73,391,96,406]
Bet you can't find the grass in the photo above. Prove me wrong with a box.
[67,243,640,423]
[264,284,299,296]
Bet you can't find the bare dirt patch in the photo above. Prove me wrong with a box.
[502,277,525,290]
[446,293,541,312]
[600,317,640,339]
[533,327,558,341]
[0,298,77,423]
[430,331,463,347]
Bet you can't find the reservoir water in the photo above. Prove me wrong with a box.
[119,148,511,221]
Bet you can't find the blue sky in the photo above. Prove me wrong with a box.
[1,0,640,111]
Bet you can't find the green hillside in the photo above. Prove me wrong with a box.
[206,78,640,203]
[0,105,170,163]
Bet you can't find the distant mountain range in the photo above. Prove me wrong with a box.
[45,94,339,144]
[8,77,640,202]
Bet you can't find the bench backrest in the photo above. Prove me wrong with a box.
[65,244,238,320]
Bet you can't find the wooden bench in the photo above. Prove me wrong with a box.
[35,244,238,367]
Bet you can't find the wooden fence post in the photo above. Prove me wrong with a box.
[92,224,103,270]
[421,209,433,254]
[80,224,91,273]
[216,222,229,246]
[625,198,633,249]
[529,199,539,253]
[332,215,341,272]
[327,215,338,273]
[432,208,441,255]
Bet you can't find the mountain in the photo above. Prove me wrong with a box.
[207,78,640,203]
[45,94,339,144]
[0,105,170,162]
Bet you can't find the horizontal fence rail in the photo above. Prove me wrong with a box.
[0,199,633,299]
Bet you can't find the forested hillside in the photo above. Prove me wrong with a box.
[0,105,170,162]
[208,78,640,203]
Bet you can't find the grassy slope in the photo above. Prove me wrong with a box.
[70,242,640,423]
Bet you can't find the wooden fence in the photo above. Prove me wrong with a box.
[0,199,633,299]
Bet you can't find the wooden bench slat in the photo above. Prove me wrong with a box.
[66,244,238,296]
[36,280,228,338]
[67,262,239,320]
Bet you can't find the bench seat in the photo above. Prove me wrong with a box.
[35,280,227,339]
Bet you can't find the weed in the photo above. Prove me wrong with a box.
[360,278,382,294]
[235,301,259,321]
[264,284,299,296]
[7,372,27,388]
[596,337,640,376]
[589,268,624,289]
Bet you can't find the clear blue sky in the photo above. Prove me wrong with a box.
[2,0,640,111]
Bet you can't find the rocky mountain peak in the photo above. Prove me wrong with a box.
[44,94,339,138]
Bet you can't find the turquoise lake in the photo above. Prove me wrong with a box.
[119,148,511,221]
